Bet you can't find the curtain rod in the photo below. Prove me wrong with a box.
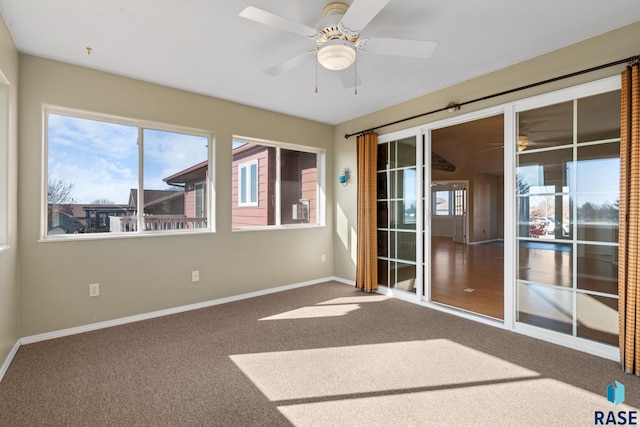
[344,54,640,139]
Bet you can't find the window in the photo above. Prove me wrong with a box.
[45,107,213,238]
[238,160,258,207]
[433,190,451,216]
[232,136,324,229]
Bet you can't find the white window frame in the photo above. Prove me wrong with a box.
[238,160,259,207]
[41,105,216,241]
[232,135,325,230]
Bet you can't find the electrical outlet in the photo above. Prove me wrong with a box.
[321,254,326,263]
[89,283,100,297]
[191,270,200,282]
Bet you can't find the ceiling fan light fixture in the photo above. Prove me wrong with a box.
[317,40,356,70]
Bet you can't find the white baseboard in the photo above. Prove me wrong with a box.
[20,276,336,345]
[331,276,355,286]
[0,339,20,383]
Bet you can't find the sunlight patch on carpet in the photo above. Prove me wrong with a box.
[258,304,361,320]
[276,378,627,427]
[317,296,390,305]
[230,339,540,402]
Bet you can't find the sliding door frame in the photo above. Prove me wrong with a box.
[420,106,511,329]
[510,76,620,361]
[375,76,620,361]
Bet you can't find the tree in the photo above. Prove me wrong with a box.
[91,198,115,205]
[47,175,74,205]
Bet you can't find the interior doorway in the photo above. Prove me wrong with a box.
[428,114,505,319]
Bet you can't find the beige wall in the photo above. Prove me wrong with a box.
[0,16,19,367]
[18,55,334,337]
[333,20,640,281]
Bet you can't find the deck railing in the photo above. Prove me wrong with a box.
[109,215,207,232]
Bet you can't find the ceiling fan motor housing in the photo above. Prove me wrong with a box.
[315,2,358,70]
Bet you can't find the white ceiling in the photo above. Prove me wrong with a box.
[1,0,640,125]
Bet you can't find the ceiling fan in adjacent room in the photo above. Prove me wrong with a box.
[239,0,438,88]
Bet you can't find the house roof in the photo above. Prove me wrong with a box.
[163,161,208,186]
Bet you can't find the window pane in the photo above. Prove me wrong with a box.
[232,139,322,229]
[395,137,417,168]
[195,183,206,218]
[518,282,573,334]
[250,162,258,203]
[376,171,389,199]
[576,293,618,346]
[576,194,619,243]
[377,143,389,171]
[434,190,450,216]
[377,201,388,227]
[377,230,388,258]
[392,261,416,293]
[577,244,617,294]
[577,91,620,143]
[396,231,417,262]
[378,259,389,287]
[281,149,317,225]
[517,101,573,151]
[517,148,572,189]
[143,129,208,231]
[517,240,572,287]
[47,114,138,235]
[240,166,247,204]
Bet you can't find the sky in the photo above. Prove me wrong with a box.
[48,114,208,204]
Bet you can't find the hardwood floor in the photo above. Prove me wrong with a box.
[430,236,504,319]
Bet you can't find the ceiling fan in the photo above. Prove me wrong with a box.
[239,0,438,87]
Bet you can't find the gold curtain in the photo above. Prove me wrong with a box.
[619,62,640,374]
[356,132,378,292]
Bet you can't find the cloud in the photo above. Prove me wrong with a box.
[47,114,210,202]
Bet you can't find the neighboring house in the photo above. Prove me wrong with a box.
[128,189,185,216]
[231,142,317,228]
[163,160,208,219]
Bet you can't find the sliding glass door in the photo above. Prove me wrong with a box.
[377,136,420,293]
[374,77,621,358]
[515,87,621,347]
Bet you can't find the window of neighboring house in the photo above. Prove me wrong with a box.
[194,181,206,218]
[44,107,213,239]
[232,136,324,229]
[238,160,258,207]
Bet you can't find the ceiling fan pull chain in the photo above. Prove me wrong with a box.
[315,50,319,93]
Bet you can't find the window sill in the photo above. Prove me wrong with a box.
[232,224,325,233]
[38,229,216,243]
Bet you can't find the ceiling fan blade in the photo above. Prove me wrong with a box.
[339,0,390,36]
[239,6,320,39]
[339,69,362,89]
[360,37,438,58]
[263,50,316,76]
